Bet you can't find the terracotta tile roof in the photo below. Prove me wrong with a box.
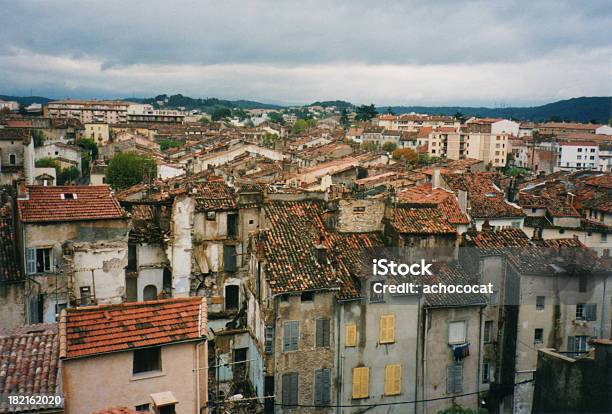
[471,228,532,249]
[17,186,127,223]
[194,181,238,211]
[59,297,206,359]
[0,128,30,142]
[397,183,470,225]
[518,180,581,218]
[391,206,456,234]
[0,197,22,283]
[0,324,60,413]
[423,262,488,307]
[262,200,383,299]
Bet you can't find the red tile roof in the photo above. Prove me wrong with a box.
[0,324,60,413]
[392,207,456,234]
[0,196,22,283]
[60,297,206,359]
[17,186,127,223]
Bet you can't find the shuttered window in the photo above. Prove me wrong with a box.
[316,318,330,348]
[281,372,299,408]
[585,304,597,321]
[264,325,274,354]
[283,321,299,352]
[384,364,402,395]
[352,367,369,399]
[447,363,463,394]
[26,248,36,275]
[314,368,331,406]
[345,324,357,347]
[379,314,395,344]
[448,321,466,344]
[223,245,237,272]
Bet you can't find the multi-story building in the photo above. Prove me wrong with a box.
[428,129,509,168]
[556,141,599,171]
[45,99,130,124]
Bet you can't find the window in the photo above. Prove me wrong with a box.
[602,233,608,242]
[9,154,16,165]
[79,286,92,305]
[127,243,137,271]
[314,368,331,406]
[206,211,216,220]
[301,291,314,302]
[577,303,597,321]
[282,372,299,408]
[283,321,299,352]
[26,248,53,274]
[576,303,585,319]
[227,213,238,237]
[568,335,590,356]
[384,364,402,395]
[483,320,493,343]
[559,228,565,234]
[352,367,369,399]
[225,285,239,310]
[55,303,67,321]
[448,321,466,344]
[534,328,544,344]
[264,325,274,354]
[379,314,395,344]
[447,363,463,394]
[353,206,366,213]
[345,324,357,347]
[512,221,520,228]
[223,245,236,272]
[536,296,545,310]
[482,361,491,384]
[369,280,384,303]
[578,148,583,152]
[143,284,157,301]
[133,346,161,374]
[316,318,330,348]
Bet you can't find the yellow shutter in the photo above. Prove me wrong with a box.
[346,324,357,347]
[379,314,396,344]
[352,367,369,398]
[385,364,402,395]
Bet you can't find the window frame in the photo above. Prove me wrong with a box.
[448,320,467,345]
[132,346,162,375]
[283,320,299,352]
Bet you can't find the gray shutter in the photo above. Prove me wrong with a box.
[265,325,274,354]
[282,373,290,406]
[322,369,331,404]
[323,319,330,347]
[284,321,298,351]
[26,248,36,274]
[314,369,323,405]
[283,372,298,406]
[567,336,576,354]
[586,304,597,321]
[291,321,299,350]
[283,323,291,351]
[447,364,463,394]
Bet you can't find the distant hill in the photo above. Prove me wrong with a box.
[379,97,611,124]
[0,95,52,105]
[309,100,354,110]
[140,94,283,111]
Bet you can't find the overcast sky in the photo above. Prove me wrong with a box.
[1,0,611,106]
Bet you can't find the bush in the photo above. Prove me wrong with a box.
[159,139,182,151]
[106,153,156,190]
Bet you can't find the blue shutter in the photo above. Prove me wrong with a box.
[26,248,36,274]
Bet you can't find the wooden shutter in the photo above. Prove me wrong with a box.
[284,322,299,352]
[567,336,576,354]
[314,368,331,406]
[282,372,298,407]
[384,364,401,395]
[264,325,274,354]
[585,304,597,321]
[316,319,330,347]
[345,324,357,347]
[26,248,36,275]
[447,363,463,394]
[379,314,395,344]
[352,367,369,399]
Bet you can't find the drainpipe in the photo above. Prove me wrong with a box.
[422,307,429,414]
[477,305,484,409]
[336,303,342,414]
[601,274,608,338]
[414,296,421,414]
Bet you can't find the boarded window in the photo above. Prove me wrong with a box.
[133,346,161,374]
[227,213,238,237]
[316,318,330,348]
[281,372,298,408]
[447,363,463,394]
[223,245,237,272]
[448,321,466,344]
[225,285,239,310]
[352,367,369,399]
[264,325,274,354]
[384,364,401,395]
[283,321,299,352]
[80,286,92,305]
[314,368,331,406]
[379,314,395,344]
[345,324,357,347]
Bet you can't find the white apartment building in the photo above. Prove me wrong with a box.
[46,100,130,124]
[597,142,612,172]
[556,141,599,171]
[428,130,508,167]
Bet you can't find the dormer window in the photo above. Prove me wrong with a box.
[61,193,77,200]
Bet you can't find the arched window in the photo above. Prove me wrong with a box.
[143,284,158,301]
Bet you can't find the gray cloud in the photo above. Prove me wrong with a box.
[0,0,610,104]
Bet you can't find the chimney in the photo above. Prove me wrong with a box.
[315,235,328,265]
[432,167,441,189]
[457,190,468,215]
[482,219,493,232]
[16,179,28,200]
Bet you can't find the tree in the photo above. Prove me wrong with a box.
[77,138,98,173]
[32,130,45,147]
[0,107,11,115]
[261,133,279,148]
[392,148,418,163]
[382,141,397,153]
[454,111,466,123]
[267,112,285,125]
[339,109,350,128]
[355,104,378,122]
[291,119,310,135]
[386,106,395,115]
[57,166,80,185]
[35,157,60,170]
[106,153,156,190]
[361,141,379,152]
[159,139,182,151]
[211,107,232,121]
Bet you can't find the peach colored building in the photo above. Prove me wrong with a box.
[60,297,207,414]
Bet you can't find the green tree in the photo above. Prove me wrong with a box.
[361,141,379,152]
[267,112,285,125]
[393,148,418,163]
[35,157,60,170]
[31,130,45,147]
[106,153,156,190]
[355,104,378,122]
[386,106,395,115]
[77,138,98,173]
[159,139,182,151]
[454,111,466,122]
[261,133,279,148]
[211,107,232,121]
[57,166,80,185]
[382,141,397,153]
[198,116,210,124]
[291,119,309,135]
[340,109,350,128]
